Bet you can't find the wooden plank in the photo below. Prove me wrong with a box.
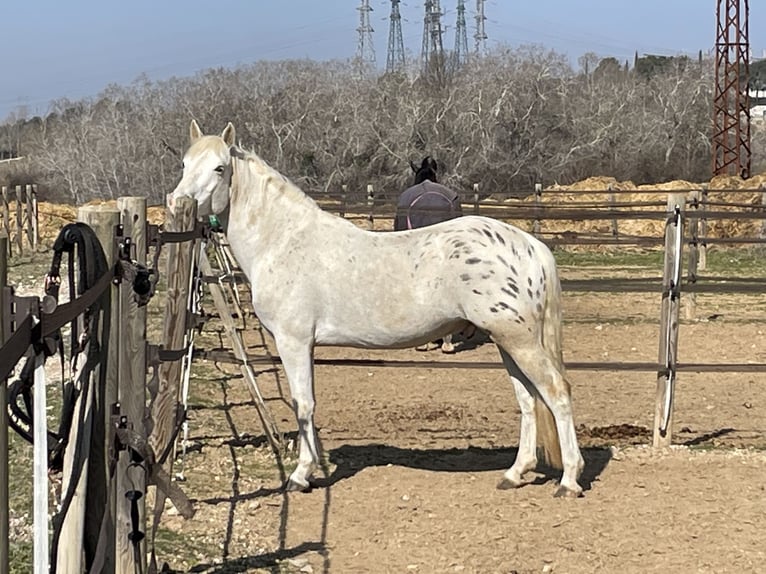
[0,233,7,574]
[366,184,375,230]
[31,186,38,250]
[699,184,708,270]
[685,190,701,320]
[2,188,9,258]
[115,197,148,574]
[14,186,22,255]
[149,197,197,477]
[653,194,685,448]
[32,354,48,573]
[532,183,542,236]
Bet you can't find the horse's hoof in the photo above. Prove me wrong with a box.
[496,477,522,490]
[441,345,456,354]
[553,485,583,498]
[285,478,312,493]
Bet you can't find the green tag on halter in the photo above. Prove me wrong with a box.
[209,214,222,231]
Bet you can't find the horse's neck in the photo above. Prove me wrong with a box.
[226,156,324,245]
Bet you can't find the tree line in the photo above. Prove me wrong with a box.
[1,47,764,205]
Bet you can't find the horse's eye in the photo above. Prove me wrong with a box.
[214,165,225,175]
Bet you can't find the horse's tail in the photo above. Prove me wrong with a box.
[535,246,567,470]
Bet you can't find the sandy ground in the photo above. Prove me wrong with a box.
[151,274,766,574]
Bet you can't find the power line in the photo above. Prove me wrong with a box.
[356,0,376,74]
[454,0,469,67]
[712,0,751,178]
[474,0,487,55]
[386,0,406,73]
[421,0,445,78]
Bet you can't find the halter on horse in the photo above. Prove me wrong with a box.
[167,121,584,498]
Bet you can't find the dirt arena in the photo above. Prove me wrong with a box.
[154,262,766,574]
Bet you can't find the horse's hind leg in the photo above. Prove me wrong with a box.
[496,339,584,497]
[274,334,320,492]
[497,349,537,488]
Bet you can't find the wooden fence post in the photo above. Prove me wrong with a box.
[653,194,685,448]
[0,233,7,574]
[56,206,119,574]
[608,183,619,238]
[685,190,701,320]
[699,184,708,271]
[149,196,197,488]
[532,183,542,236]
[115,197,148,574]
[2,188,10,258]
[340,184,347,218]
[14,186,22,255]
[25,185,36,250]
[760,183,766,248]
[367,184,375,229]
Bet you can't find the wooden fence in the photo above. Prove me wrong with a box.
[1,185,38,257]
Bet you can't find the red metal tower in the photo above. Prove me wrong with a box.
[712,0,751,177]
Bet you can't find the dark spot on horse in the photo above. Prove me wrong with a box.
[527,277,533,287]
[481,274,491,280]
[527,246,533,257]
[466,257,482,265]
[460,273,471,282]
[453,240,465,248]
[501,287,517,298]
[450,251,461,260]
[527,289,534,299]
[535,289,541,299]
[497,255,508,267]
[497,301,511,310]
[494,232,506,245]
[482,229,494,241]
[536,303,543,313]
[505,280,519,294]
[518,315,526,323]
[489,306,499,313]
[509,264,518,276]
[472,289,482,295]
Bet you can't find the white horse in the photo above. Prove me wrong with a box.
[167,121,585,497]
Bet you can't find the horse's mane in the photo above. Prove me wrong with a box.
[233,147,318,210]
[413,156,438,185]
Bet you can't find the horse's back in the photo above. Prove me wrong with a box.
[395,181,462,230]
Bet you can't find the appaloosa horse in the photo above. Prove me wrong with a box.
[167,121,584,497]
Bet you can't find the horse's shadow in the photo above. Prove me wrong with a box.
[313,443,611,493]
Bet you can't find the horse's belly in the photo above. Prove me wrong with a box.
[314,317,469,349]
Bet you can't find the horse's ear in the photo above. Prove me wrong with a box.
[410,161,418,173]
[189,119,203,143]
[421,156,431,169]
[222,122,236,147]
[428,157,438,172]
[229,145,246,160]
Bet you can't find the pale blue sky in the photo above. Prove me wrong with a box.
[2,1,763,121]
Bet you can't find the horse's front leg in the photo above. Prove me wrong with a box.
[275,334,320,492]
